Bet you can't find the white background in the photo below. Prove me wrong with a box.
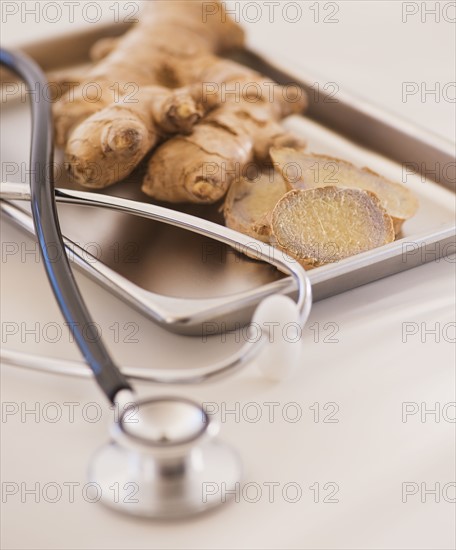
[1,1,455,549]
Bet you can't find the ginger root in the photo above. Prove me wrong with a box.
[53,1,244,145]
[224,170,287,242]
[65,85,206,187]
[53,1,245,188]
[271,148,418,234]
[55,1,308,196]
[141,62,308,203]
[271,187,395,267]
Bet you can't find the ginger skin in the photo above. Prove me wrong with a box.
[224,169,288,242]
[65,85,206,187]
[53,1,244,145]
[55,0,308,201]
[142,66,308,203]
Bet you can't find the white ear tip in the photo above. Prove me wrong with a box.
[251,295,302,382]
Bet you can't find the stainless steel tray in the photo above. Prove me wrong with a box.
[1,23,455,335]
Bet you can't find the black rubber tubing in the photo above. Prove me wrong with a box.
[0,48,133,403]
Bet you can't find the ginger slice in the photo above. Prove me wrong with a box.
[270,148,418,233]
[271,187,395,267]
[224,171,288,242]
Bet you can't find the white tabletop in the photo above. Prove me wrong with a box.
[1,2,455,549]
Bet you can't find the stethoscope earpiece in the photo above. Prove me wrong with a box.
[89,396,242,518]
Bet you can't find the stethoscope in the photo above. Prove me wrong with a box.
[0,48,312,519]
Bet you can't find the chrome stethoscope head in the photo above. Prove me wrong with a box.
[91,395,242,518]
[0,48,312,519]
[1,181,312,518]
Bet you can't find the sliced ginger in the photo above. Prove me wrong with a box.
[270,148,418,233]
[271,187,395,267]
[224,171,288,242]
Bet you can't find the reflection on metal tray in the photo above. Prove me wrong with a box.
[1,24,455,335]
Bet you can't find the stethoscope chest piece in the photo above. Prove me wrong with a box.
[89,396,242,519]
